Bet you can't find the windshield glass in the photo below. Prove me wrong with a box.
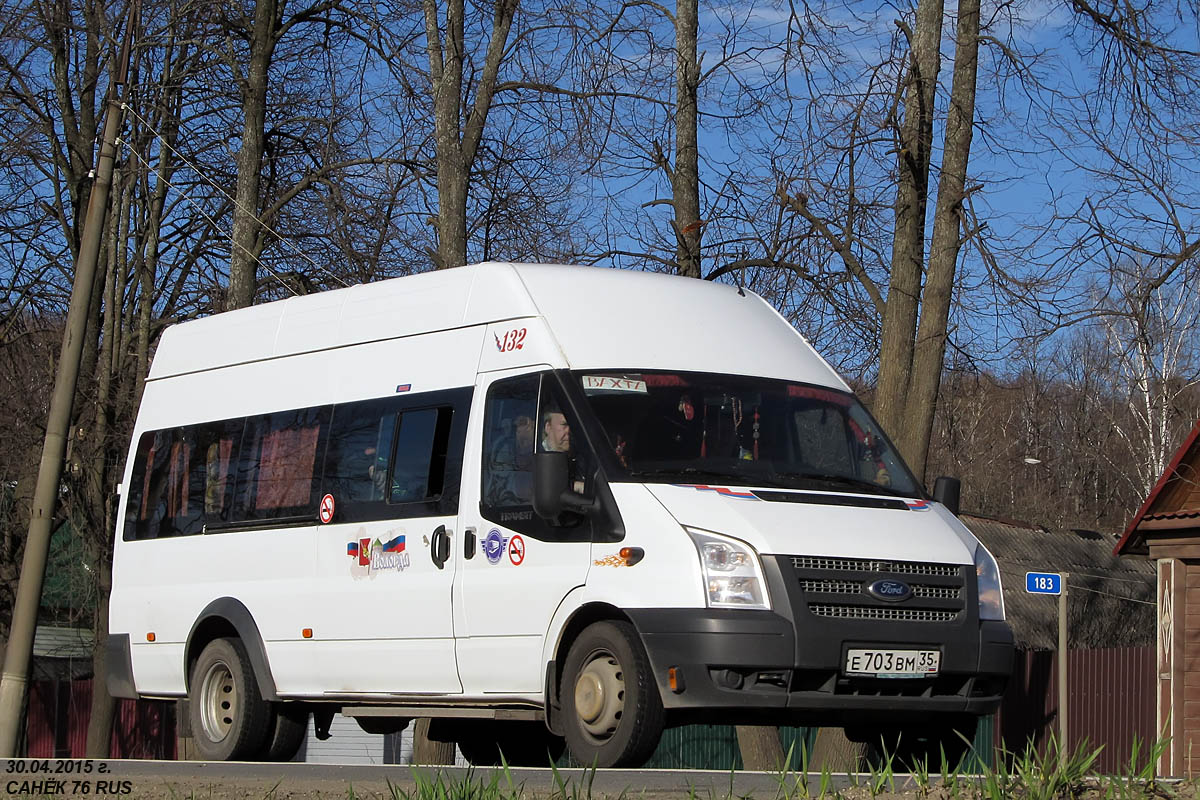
[576,371,920,497]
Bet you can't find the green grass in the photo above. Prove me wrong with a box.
[315,735,1183,800]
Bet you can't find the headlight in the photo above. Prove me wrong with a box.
[975,543,1005,621]
[685,528,771,610]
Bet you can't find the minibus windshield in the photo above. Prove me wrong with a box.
[576,371,920,497]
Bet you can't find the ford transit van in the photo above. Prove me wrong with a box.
[108,262,1013,767]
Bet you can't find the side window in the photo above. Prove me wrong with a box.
[123,419,242,540]
[234,406,332,521]
[125,389,471,535]
[481,373,593,539]
[482,375,540,510]
[537,380,594,497]
[323,399,399,506]
[320,397,462,523]
[390,407,454,504]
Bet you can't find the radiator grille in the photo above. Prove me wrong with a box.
[800,579,961,600]
[913,585,961,600]
[789,555,966,624]
[800,579,860,594]
[791,557,959,577]
[810,605,959,623]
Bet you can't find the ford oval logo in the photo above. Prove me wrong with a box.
[867,579,912,602]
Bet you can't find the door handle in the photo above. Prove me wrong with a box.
[431,525,451,569]
[464,527,477,560]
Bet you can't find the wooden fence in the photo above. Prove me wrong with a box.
[25,679,175,759]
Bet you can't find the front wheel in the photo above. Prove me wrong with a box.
[560,620,664,768]
[188,637,271,761]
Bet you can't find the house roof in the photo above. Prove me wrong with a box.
[962,514,1155,649]
[32,625,93,660]
[1114,418,1200,556]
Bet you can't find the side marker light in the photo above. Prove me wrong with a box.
[620,547,645,566]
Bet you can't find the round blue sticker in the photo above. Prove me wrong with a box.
[483,528,509,565]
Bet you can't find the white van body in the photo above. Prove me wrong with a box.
[108,263,1012,766]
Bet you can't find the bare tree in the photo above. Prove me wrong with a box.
[775,0,984,480]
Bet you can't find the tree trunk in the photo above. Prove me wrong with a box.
[425,0,467,269]
[425,0,518,270]
[735,725,785,770]
[873,0,944,453]
[228,0,279,310]
[0,447,42,646]
[82,180,125,758]
[672,0,702,278]
[809,727,867,773]
[905,0,981,481]
[85,585,115,757]
[411,718,456,764]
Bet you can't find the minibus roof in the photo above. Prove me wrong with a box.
[147,262,848,390]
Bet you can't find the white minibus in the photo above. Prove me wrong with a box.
[108,263,1012,767]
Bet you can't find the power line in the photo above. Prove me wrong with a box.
[998,563,1154,586]
[1066,584,1156,606]
[119,137,299,299]
[119,101,354,295]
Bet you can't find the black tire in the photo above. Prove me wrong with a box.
[457,721,566,767]
[188,637,271,761]
[560,620,664,768]
[456,727,501,766]
[258,703,309,761]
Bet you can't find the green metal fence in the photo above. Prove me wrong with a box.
[560,719,993,771]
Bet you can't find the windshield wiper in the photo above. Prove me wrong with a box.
[769,472,903,497]
[628,466,751,484]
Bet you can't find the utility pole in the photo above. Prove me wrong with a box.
[0,4,138,757]
[1058,573,1069,763]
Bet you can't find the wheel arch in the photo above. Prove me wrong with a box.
[185,598,280,701]
[543,601,633,735]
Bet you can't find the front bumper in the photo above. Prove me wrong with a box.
[626,555,1014,727]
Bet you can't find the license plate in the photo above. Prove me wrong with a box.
[845,648,940,678]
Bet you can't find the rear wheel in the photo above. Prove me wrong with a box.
[560,620,663,768]
[189,637,271,761]
[258,703,309,761]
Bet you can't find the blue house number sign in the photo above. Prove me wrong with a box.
[1025,572,1062,595]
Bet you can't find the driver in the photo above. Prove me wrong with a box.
[541,409,571,453]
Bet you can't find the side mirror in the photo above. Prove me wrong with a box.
[533,451,601,522]
[932,476,961,516]
[533,451,569,520]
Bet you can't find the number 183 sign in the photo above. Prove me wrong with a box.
[1025,572,1062,595]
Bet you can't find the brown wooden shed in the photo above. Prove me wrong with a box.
[1115,419,1200,776]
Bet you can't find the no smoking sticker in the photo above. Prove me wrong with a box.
[508,534,525,566]
[319,494,336,524]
